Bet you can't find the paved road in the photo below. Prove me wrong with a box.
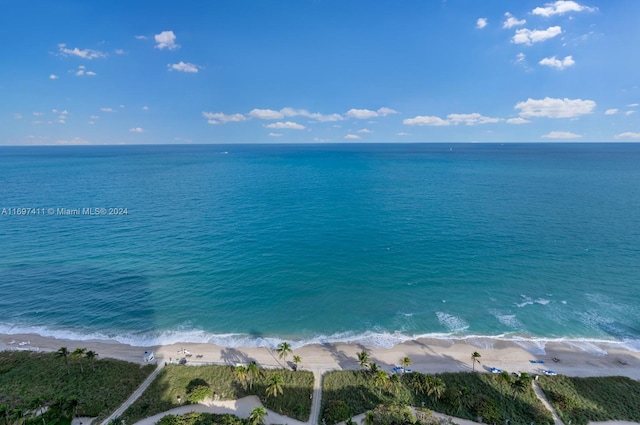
[101,362,164,425]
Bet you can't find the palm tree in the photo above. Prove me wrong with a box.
[276,342,292,362]
[249,406,267,425]
[369,362,380,374]
[56,347,70,375]
[429,377,446,401]
[67,397,79,420]
[72,348,87,373]
[373,370,390,395]
[85,350,98,371]
[266,374,285,398]
[401,356,412,372]
[234,365,249,390]
[247,362,260,390]
[471,351,481,372]
[292,355,302,370]
[357,350,370,370]
[389,373,401,395]
[511,377,528,400]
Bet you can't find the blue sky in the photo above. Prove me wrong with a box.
[2,0,639,144]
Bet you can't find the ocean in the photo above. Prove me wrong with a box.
[1,143,639,351]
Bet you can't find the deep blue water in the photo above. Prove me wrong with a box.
[1,143,639,350]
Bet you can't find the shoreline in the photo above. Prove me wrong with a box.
[2,332,639,380]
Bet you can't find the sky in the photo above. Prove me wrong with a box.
[1,0,639,145]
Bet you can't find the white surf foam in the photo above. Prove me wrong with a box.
[435,312,469,333]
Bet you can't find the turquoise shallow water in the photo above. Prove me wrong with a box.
[1,143,639,350]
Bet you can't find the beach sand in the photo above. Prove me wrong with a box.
[2,332,639,379]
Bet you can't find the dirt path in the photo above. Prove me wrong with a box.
[101,362,164,425]
[308,369,324,425]
[532,381,565,425]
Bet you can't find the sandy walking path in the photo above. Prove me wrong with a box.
[131,396,306,425]
[101,362,165,425]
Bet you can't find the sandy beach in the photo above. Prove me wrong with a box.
[2,332,639,380]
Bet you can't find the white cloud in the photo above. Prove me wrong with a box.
[476,18,488,29]
[268,132,282,137]
[115,49,125,55]
[604,109,618,115]
[403,116,450,126]
[397,132,410,136]
[58,43,106,59]
[614,132,640,139]
[626,111,636,116]
[88,121,95,125]
[33,112,44,116]
[75,65,97,76]
[514,53,527,67]
[628,103,639,107]
[448,113,502,125]
[515,97,596,118]
[512,26,562,45]
[56,137,89,145]
[90,115,99,119]
[142,106,149,110]
[532,1,597,17]
[403,113,501,126]
[100,107,114,112]
[503,12,526,29]
[202,112,247,124]
[49,74,59,80]
[345,134,361,140]
[264,121,306,130]
[12,113,22,119]
[506,117,531,124]
[280,107,343,122]
[249,109,284,120]
[542,131,582,139]
[346,109,378,119]
[539,55,575,70]
[119,105,125,109]
[168,61,200,73]
[357,128,373,133]
[135,35,147,40]
[346,107,398,119]
[129,127,144,133]
[377,107,398,116]
[155,31,179,50]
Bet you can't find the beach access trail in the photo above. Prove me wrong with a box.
[122,365,325,425]
[101,362,165,425]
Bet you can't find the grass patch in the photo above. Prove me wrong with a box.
[122,365,313,423]
[0,350,155,423]
[156,412,249,425]
[538,375,640,425]
[321,370,554,425]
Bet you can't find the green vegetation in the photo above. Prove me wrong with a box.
[321,370,554,425]
[156,412,249,425]
[538,375,640,425]
[0,350,155,424]
[122,364,313,424]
